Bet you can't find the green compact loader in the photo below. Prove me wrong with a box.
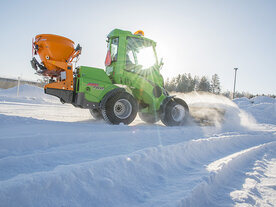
[31,29,189,126]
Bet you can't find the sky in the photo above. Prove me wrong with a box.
[0,0,275,94]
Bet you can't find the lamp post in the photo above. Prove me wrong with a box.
[233,68,238,99]
[17,76,21,97]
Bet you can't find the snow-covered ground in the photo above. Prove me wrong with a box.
[0,85,275,207]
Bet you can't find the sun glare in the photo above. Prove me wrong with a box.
[136,46,156,69]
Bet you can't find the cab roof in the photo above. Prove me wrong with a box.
[107,29,156,46]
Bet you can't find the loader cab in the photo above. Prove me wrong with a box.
[105,29,162,84]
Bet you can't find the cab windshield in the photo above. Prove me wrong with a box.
[126,37,157,70]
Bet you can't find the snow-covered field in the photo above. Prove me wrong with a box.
[0,85,275,207]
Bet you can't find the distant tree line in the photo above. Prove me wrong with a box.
[164,73,221,94]
[164,73,275,99]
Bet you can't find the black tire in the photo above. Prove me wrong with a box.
[101,92,138,125]
[89,109,103,120]
[138,112,160,124]
[60,98,65,104]
[161,98,189,126]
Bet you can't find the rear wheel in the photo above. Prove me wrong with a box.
[101,92,138,125]
[161,98,189,126]
[89,109,103,120]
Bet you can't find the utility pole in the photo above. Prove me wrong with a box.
[233,68,238,99]
[17,76,21,97]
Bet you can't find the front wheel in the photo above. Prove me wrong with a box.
[101,92,138,125]
[161,98,189,126]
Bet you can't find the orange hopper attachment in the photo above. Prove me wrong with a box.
[31,34,81,91]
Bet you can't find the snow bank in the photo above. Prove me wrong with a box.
[0,84,43,97]
[0,84,59,104]
[0,120,275,207]
[233,97,252,107]
[234,96,276,125]
[251,96,275,104]
[179,141,276,207]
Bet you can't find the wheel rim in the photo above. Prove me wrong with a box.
[171,104,186,122]
[113,99,132,119]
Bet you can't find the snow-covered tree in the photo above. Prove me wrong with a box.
[210,74,221,94]
[197,76,211,92]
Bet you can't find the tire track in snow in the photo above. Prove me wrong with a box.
[231,155,276,206]
[179,141,276,207]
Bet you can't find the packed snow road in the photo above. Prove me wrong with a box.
[0,85,275,207]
